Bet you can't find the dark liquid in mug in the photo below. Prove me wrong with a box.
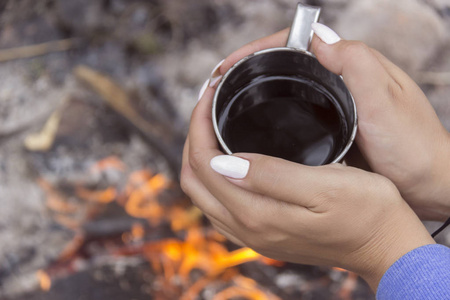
[217,76,347,166]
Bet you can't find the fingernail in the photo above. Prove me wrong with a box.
[197,78,210,102]
[209,59,225,87]
[210,155,249,179]
[311,23,341,45]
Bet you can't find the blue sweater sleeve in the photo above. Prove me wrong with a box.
[376,244,450,300]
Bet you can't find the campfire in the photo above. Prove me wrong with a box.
[0,1,390,299]
[10,66,371,300]
[7,66,370,300]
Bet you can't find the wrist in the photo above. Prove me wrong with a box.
[421,132,450,220]
[404,131,450,221]
[431,132,450,217]
[349,203,435,292]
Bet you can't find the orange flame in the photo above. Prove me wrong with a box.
[90,155,126,173]
[169,206,203,231]
[76,186,117,203]
[214,248,261,270]
[38,153,288,299]
[260,256,285,267]
[38,178,78,214]
[58,232,85,261]
[213,275,281,300]
[332,267,349,272]
[339,272,358,300]
[140,224,276,297]
[122,223,145,244]
[36,270,51,291]
[125,172,168,223]
[131,223,145,239]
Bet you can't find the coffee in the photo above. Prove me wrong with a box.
[217,75,347,166]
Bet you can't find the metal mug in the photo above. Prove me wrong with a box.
[212,3,357,166]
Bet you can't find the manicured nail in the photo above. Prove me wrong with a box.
[209,59,225,87]
[210,155,249,179]
[311,23,341,45]
[197,78,210,102]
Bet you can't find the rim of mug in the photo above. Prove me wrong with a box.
[212,47,358,165]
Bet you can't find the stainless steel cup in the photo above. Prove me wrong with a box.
[212,3,357,166]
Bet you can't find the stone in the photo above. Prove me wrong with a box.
[333,0,447,72]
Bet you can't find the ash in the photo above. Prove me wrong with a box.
[0,1,449,300]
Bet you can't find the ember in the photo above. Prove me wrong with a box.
[36,270,51,292]
[28,152,373,299]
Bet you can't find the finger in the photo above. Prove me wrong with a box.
[188,83,230,185]
[213,225,246,247]
[203,212,246,247]
[219,28,290,75]
[310,36,403,122]
[213,226,246,247]
[189,86,221,151]
[212,153,346,211]
[181,162,236,225]
[188,81,239,195]
[189,87,301,221]
[311,37,395,96]
[181,136,234,225]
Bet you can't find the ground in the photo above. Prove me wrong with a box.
[0,0,449,299]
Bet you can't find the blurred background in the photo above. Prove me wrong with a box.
[0,0,449,299]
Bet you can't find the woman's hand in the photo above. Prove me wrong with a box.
[309,30,450,221]
[180,75,434,291]
[205,25,450,221]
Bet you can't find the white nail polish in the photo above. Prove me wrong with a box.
[197,78,210,102]
[311,23,341,45]
[209,75,223,88]
[209,59,225,87]
[210,155,249,179]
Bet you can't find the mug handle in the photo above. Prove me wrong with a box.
[286,3,321,51]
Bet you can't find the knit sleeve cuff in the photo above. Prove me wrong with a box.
[376,244,450,300]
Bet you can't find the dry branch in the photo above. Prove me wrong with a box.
[74,65,183,177]
[74,66,166,137]
[24,110,62,151]
[0,39,76,62]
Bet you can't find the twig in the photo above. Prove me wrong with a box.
[24,110,62,151]
[74,66,165,137]
[0,111,61,142]
[0,38,77,63]
[74,65,183,178]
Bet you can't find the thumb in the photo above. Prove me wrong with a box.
[310,23,400,116]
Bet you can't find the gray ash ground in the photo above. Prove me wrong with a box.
[0,0,450,299]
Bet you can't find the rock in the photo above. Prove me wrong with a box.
[216,0,293,55]
[425,0,450,11]
[55,0,106,35]
[333,0,446,72]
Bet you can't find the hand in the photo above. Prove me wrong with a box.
[214,26,450,221]
[309,29,450,221]
[208,25,450,221]
[180,69,434,291]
